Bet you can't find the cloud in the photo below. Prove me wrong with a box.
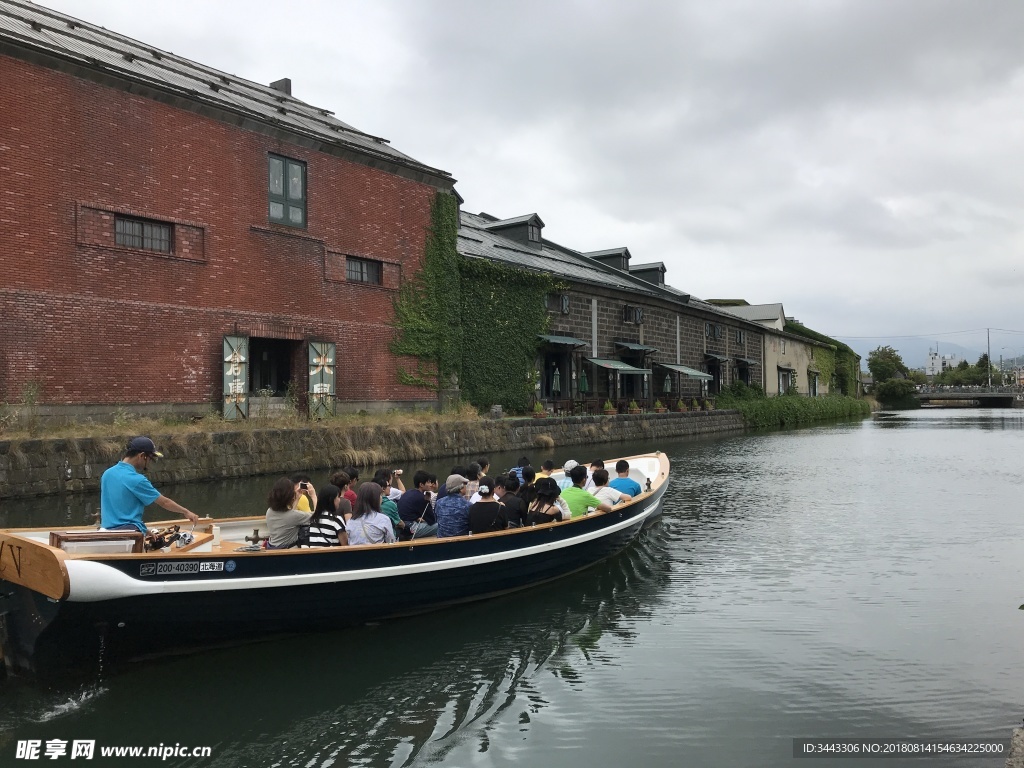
[34,0,1024,341]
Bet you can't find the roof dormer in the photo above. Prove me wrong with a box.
[481,213,545,248]
[585,247,631,272]
[629,261,666,287]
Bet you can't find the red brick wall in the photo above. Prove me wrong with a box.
[0,52,441,407]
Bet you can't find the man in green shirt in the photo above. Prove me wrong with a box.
[560,465,612,519]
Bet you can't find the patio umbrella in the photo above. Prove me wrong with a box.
[552,368,561,395]
[579,368,589,393]
[663,373,672,393]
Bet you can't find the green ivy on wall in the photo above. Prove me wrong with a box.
[391,192,462,391]
[392,192,559,411]
[784,321,860,396]
[458,257,558,412]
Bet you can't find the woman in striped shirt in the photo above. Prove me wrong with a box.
[305,484,350,547]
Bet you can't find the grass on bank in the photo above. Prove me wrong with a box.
[716,382,871,429]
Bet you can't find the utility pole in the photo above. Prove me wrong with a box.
[987,328,992,389]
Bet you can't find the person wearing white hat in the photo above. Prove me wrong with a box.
[100,436,199,533]
[557,459,579,491]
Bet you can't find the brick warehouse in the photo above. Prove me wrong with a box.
[0,0,455,420]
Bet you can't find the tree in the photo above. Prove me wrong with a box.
[867,346,909,384]
[875,378,920,409]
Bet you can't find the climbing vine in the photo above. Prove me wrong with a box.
[392,191,559,411]
[784,321,860,396]
[458,258,559,412]
[391,192,462,390]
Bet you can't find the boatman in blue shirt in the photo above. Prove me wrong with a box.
[100,436,199,533]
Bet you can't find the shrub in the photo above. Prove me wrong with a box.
[875,379,920,409]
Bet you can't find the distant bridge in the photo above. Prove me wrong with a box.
[915,386,1024,407]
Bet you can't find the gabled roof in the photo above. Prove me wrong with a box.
[482,213,544,230]
[630,261,666,272]
[584,247,631,259]
[715,303,786,322]
[0,0,451,184]
[458,210,761,326]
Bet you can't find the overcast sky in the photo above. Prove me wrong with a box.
[35,0,1024,359]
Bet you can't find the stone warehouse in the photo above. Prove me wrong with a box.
[460,211,783,410]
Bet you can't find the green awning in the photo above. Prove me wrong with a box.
[734,357,758,366]
[657,362,713,381]
[538,334,588,348]
[615,341,659,353]
[777,364,796,372]
[705,352,731,363]
[586,358,652,375]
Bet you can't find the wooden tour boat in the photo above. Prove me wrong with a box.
[0,452,669,679]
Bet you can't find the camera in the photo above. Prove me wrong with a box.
[300,482,309,489]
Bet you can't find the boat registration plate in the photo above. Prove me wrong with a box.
[140,561,224,576]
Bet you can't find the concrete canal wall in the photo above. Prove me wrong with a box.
[0,410,744,500]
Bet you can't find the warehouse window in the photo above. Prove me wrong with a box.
[346,256,382,285]
[269,154,306,227]
[115,216,172,253]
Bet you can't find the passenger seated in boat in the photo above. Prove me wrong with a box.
[305,484,349,547]
[290,473,317,513]
[517,466,538,507]
[373,470,406,539]
[537,460,556,479]
[468,477,509,534]
[435,473,471,537]
[327,471,354,521]
[476,456,491,478]
[525,477,566,525]
[339,466,359,507]
[465,463,482,497]
[494,474,526,527]
[266,476,312,549]
[345,482,397,545]
[397,470,438,539]
[590,469,631,510]
[584,459,604,491]
[609,460,643,497]
[436,465,466,501]
[557,460,578,491]
[510,456,531,484]
[562,465,612,519]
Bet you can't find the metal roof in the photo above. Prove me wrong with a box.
[657,363,713,380]
[716,303,785,322]
[0,0,450,182]
[586,359,651,374]
[615,341,658,353]
[539,334,588,347]
[458,211,774,327]
[483,213,544,229]
[459,211,663,297]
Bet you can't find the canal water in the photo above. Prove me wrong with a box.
[1,409,1023,767]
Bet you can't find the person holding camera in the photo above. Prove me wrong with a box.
[290,473,318,513]
[266,476,312,549]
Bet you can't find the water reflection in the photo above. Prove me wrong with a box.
[0,526,671,767]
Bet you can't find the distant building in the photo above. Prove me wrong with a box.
[925,351,962,378]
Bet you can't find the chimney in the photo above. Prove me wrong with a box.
[269,78,292,96]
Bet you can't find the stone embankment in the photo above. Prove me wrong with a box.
[0,410,744,500]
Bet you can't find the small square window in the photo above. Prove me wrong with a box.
[528,223,541,242]
[346,256,382,285]
[269,154,306,228]
[115,216,172,253]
